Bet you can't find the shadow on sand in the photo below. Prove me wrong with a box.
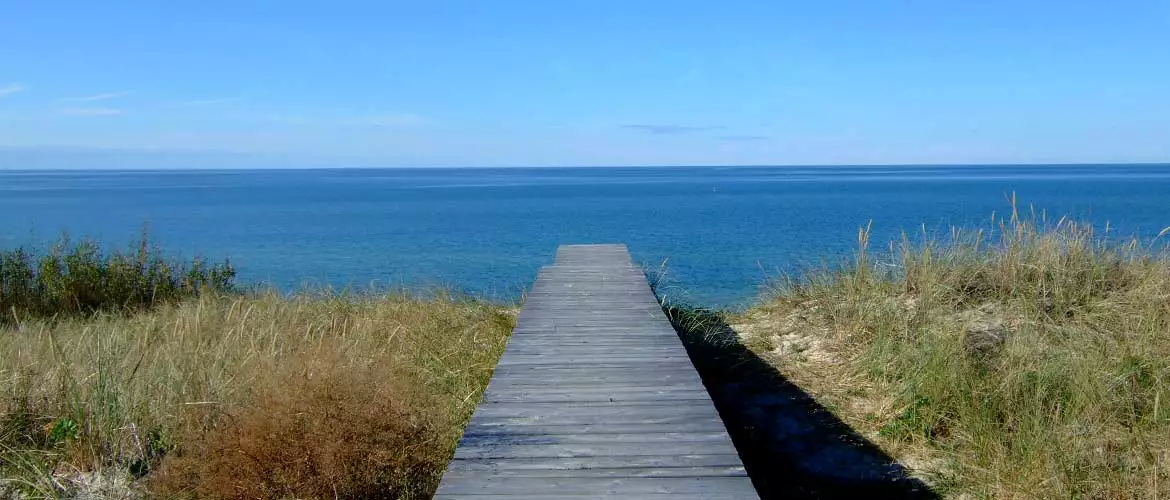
[662,305,939,500]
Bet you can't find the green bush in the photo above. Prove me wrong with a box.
[0,232,234,322]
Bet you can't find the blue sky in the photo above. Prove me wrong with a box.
[1,1,1167,168]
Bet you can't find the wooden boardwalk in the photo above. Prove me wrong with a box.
[435,244,758,499]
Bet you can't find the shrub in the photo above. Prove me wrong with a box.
[0,232,234,323]
[150,351,447,499]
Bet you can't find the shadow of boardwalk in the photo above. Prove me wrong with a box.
[663,305,939,500]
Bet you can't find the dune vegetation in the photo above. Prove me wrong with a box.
[0,236,513,499]
[0,233,235,324]
[726,203,1170,498]
[5,206,1168,498]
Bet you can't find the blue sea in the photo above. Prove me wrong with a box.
[2,165,1169,307]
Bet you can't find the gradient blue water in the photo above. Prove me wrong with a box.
[2,165,1168,306]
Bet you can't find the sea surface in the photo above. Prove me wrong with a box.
[2,165,1169,307]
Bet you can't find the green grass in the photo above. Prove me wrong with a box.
[737,202,1170,498]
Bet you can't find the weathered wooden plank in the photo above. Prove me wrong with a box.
[484,374,702,388]
[502,340,684,349]
[445,454,748,470]
[469,402,725,417]
[486,371,700,382]
[476,397,714,407]
[453,441,741,460]
[460,421,732,437]
[467,405,720,424]
[483,373,703,388]
[482,388,712,403]
[434,244,756,498]
[456,432,733,446]
[482,395,713,405]
[441,465,748,479]
[435,494,746,500]
[487,361,699,371]
[495,355,694,365]
[464,411,718,432]
[436,476,759,495]
[487,364,700,374]
[508,333,678,339]
[500,345,690,356]
[508,324,679,333]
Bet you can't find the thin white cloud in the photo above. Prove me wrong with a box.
[623,124,725,135]
[717,135,770,142]
[62,91,132,102]
[345,113,427,127]
[0,83,26,97]
[172,97,241,107]
[61,107,124,116]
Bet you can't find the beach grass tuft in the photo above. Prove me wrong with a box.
[735,200,1170,497]
[0,289,513,498]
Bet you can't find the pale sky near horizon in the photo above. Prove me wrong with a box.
[1,1,1168,168]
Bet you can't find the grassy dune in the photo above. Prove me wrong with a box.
[1,290,512,498]
[6,208,1169,498]
[732,205,1170,498]
[1,235,514,498]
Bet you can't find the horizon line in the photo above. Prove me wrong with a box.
[2,162,1170,172]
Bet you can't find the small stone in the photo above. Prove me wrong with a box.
[963,322,1007,358]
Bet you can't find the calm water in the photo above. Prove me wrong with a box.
[2,165,1169,306]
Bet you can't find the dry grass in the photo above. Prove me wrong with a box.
[738,203,1170,498]
[0,290,514,499]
